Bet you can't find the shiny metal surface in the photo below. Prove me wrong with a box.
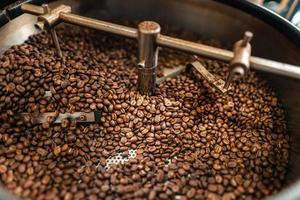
[188,61,228,93]
[21,3,300,81]
[20,111,100,124]
[41,4,63,58]
[137,21,160,95]
[158,34,300,79]
[1,0,300,199]
[60,12,137,38]
[21,3,44,15]
[0,14,40,54]
[49,27,62,57]
[38,4,71,27]
[225,31,252,88]
[230,31,252,74]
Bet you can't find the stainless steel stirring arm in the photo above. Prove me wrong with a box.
[21,3,300,95]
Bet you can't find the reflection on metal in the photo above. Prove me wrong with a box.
[37,4,71,27]
[21,4,44,15]
[37,4,65,58]
[0,14,40,54]
[188,61,228,93]
[59,12,137,38]
[137,21,160,95]
[225,31,253,89]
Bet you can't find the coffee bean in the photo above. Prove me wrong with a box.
[227,161,237,168]
[178,168,186,176]
[208,184,218,192]
[148,146,156,152]
[187,188,196,198]
[126,132,134,138]
[5,82,15,92]
[0,24,288,200]
[213,163,221,171]
[41,175,50,185]
[17,164,26,173]
[16,85,25,93]
[101,185,109,192]
[171,184,180,193]
[222,192,236,200]
[37,148,48,157]
[53,146,61,156]
[61,119,69,128]
[156,170,164,182]
[182,163,190,171]
[0,165,7,173]
[148,190,156,200]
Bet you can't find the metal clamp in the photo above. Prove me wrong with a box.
[225,31,253,88]
[34,4,71,29]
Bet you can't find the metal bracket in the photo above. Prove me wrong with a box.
[225,31,253,88]
[19,111,101,124]
[156,62,227,94]
[187,61,228,93]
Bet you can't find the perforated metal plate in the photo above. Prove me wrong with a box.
[104,149,137,170]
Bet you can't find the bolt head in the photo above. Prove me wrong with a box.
[138,21,161,34]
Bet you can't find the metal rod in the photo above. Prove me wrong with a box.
[224,31,252,88]
[250,57,300,79]
[241,31,253,47]
[59,12,137,39]
[21,4,44,15]
[158,34,300,80]
[137,21,160,95]
[158,35,233,62]
[50,28,63,58]
[41,4,63,58]
[21,3,300,80]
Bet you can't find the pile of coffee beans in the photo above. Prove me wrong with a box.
[0,24,289,200]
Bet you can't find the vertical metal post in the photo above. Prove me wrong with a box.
[50,28,63,58]
[41,4,63,58]
[137,21,161,95]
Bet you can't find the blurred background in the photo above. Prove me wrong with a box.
[249,0,300,28]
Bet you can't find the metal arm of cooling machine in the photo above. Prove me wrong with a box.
[21,3,300,95]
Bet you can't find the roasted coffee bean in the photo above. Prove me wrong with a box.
[16,85,25,93]
[0,24,289,200]
[5,82,15,92]
[0,165,7,174]
[148,190,157,200]
[37,148,48,157]
[17,164,26,173]
[53,146,61,156]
